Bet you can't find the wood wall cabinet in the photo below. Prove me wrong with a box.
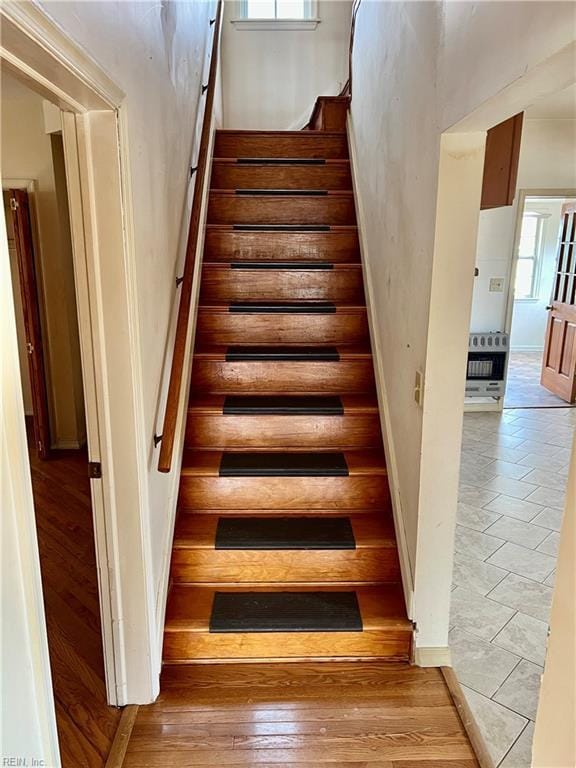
[480,112,524,210]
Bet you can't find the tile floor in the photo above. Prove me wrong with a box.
[451,406,575,767]
[504,350,575,408]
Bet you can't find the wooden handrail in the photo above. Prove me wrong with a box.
[157,0,223,473]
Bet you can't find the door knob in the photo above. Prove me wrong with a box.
[546,305,553,311]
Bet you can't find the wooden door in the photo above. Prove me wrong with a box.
[481,113,523,210]
[8,188,51,458]
[541,201,576,403]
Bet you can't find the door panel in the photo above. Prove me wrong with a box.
[541,201,576,403]
[9,188,52,458]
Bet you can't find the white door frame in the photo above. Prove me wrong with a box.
[1,3,157,707]
[414,40,576,661]
[504,188,576,341]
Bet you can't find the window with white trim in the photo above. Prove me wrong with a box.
[514,212,546,300]
[240,0,314,20]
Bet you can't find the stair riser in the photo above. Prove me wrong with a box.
[200,268,365,303]
[191,361,376,394]
[207,196,356,226]
[185,414,382,450]
[178,475,388,512]
[170,549,400,584]
[196,313,369,346]
[163,630,411,662]
[204,230,360,262]
[214,132,348,159]
[211,162,352,190]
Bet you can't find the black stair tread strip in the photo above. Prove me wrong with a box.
[223,395,344,415]
[219,451,349,477]
[225,346,340,361]
[236,158,327,165]
[233,224,331,232]
[230,261,334,270]
[209,591,363,633]
[234,189,329,196]
[229,301,336,314]
[215,517,356,550]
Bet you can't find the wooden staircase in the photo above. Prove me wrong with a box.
[163,129,412,664]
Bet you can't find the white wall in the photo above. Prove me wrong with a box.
[2,73,86,448]
[350,0,442,600]
[221,0,351,128]
[470,119,576,335]
[350,0,576,653]
[36,0,216,650]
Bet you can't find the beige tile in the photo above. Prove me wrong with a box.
[517,453,567,472]
[520,469,567,492]
[493,659,543,721]
[537,531,560,557]
[525,486,566,509]
[452,549,508,596]
[485,495,544,522]
[462,686,528,766]
[544,570,556,587]
[457,502,501,532]
[481,475,539,501]
[450,587,515,641]
[449,627,520,697]
[486,542,556,582]
[487,573,553,623]
[514,439,565,457]
[454,524,505,560]
[499,722,535,768]
[489,460,532,480]
[483,517,549,550]
[532,506,564,532]
[459,483,499,508]
[493,612,549,666]
[480,445,531,463]
[460,465,499,487]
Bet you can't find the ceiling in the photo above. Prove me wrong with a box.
[526,83,576,119]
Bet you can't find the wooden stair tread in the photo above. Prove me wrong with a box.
[212,157,351,164]
[173,513,396,550]
[193,345,373,360]
[202,262,362,270]
[180,450,386,477]
[165,584,410,633]
[188,395,379,413]
[198,303,366,313]
[206,223,358,231]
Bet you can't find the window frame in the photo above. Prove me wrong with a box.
[514,211,547,301]
[232,0,320,30]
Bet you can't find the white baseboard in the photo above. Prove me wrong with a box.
[415,646,452,667]
[51,438,85,449]
[347,114,415,620]
[464,399,503,413]
[510,345,544,352]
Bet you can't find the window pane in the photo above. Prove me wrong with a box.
[518,214,539,259]
[277,0,307,18]
[515,258,535,298]
[246,0,276,18]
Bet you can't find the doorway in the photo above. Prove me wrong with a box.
[505,193,576,408]
[2,71,121,764]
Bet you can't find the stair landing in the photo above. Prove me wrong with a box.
[120,662,480,767]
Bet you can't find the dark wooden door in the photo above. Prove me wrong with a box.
[9,188,51,458]
[541,201,576,403]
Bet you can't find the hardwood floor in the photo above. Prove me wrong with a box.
[28,431,121,766]
[122,662,480,766]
